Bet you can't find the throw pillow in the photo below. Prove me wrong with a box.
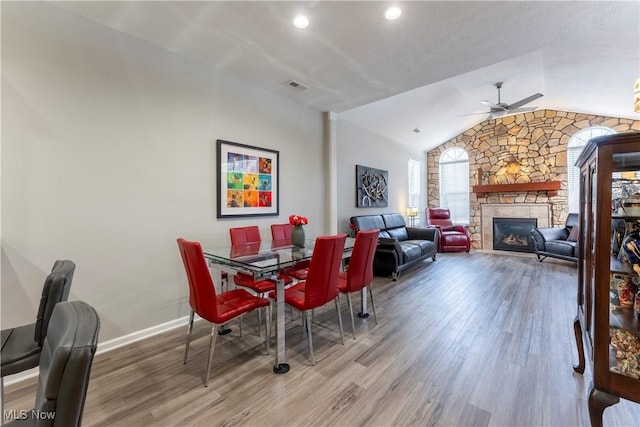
[567,224,580,242]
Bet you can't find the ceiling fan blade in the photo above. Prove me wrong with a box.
[506,93,543,110]
[480,100,507,111]
[507,106,537,114]
[490,106,538,119]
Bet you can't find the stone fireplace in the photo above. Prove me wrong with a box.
[426,110,639,249]
[480,203,550,252]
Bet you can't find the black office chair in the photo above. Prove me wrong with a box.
[1,260,75,417]
[3,301,100,426]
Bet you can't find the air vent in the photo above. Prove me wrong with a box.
[286,80,310,91]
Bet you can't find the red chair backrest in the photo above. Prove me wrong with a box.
[344,229,379,292]
[177,238,218,321]
[230,226,262,245]
[427,208,454,228]
[270,223,293,241]
[304,234,347,309]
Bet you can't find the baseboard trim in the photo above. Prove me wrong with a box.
[3,314,193,386]
[95,314,191,355]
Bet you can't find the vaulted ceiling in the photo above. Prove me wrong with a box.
[52,1,640,152]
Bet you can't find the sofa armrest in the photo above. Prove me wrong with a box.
[450,224,470,236]
[536,227,569,242]
[530,227,569,251]
[406,227,439,242]
[530,228,546,251]
[378,237,403,255]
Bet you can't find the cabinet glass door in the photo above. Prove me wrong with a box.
[609,154,640,380]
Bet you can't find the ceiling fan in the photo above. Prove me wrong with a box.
[460,82,543,118]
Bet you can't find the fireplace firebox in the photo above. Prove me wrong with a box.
[493,217,537,253]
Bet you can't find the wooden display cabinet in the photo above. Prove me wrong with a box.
[574,131,640,426]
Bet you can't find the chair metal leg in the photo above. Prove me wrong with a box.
[263,306,270,355]
[256,292,264,335]
[305,310,315,365]
[368,285,378,325]
[268,300,274,349]
[184,310,195,364]
[335,296,345,345]
[205,325,218,387]
[346,293,357,340]
[239,314,243,337]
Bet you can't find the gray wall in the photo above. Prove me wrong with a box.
[336,119,426,233]
[1,2,326,341]
[1,2,425,352]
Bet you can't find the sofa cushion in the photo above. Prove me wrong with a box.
[545,240,577,258]
[399,242,423,263]
[406,239,436,255]
[441,232,470,246]
[379,230,391,239]
[381,213,406,229]
[387,227,409,241]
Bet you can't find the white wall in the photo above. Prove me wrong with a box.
[336,119,426,233]
[1,3,325,341]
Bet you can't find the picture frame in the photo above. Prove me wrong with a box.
[216,139,279,218]
[356,164,388,207]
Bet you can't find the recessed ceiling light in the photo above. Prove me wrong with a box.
[413,128,421,133]
[294,15,309,29]
[385,7,402,20]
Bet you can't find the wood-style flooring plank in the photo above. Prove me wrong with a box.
[4,251,640,426]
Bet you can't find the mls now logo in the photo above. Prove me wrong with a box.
[3,409,55,421]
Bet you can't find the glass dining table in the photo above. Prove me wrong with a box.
[203,236,354,374]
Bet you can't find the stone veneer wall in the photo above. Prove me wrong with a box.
[427,110,640,249]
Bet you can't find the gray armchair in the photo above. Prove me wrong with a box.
[1,261,75,375]
[1,260,75,418]
[3,301,100,426]
[530,213,579,262]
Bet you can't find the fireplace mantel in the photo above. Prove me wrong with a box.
[472,181,561,197]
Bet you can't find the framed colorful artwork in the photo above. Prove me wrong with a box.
[216,139,279,218]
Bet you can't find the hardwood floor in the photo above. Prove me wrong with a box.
[5,252,640,426]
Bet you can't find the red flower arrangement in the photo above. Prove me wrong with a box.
[289,214,308,226]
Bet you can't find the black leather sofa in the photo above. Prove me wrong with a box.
[350,213,438,279]
[530,213,579,263]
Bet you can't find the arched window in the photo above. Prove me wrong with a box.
[567,126,615,213]
[439,147,469,223]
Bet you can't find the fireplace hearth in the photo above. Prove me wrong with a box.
[493,217,537,253]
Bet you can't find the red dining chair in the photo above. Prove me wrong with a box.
[230,226,294,334]
[270,223,309,280]
[338,229,379,339]
[272,233,347,365]
[229,226,294,294]
[177,238,270,387]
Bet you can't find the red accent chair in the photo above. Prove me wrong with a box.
[177,238,270,387]
[270,223,309,280]
[338,229,379,339]
[426,208,471,253]
[271,233,347,365]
